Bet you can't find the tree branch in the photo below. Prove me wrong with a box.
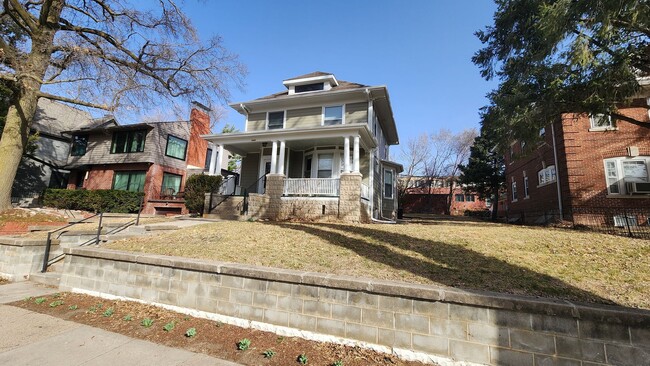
[37,91,110,110]
[5,0,38,32]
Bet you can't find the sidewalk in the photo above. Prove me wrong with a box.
[0,282,241,366]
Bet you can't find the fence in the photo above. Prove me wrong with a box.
[504,207,650,239]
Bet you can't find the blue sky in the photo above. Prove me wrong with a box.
[183,1,499,145]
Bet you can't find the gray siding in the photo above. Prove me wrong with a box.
[288,150,303,178]
[240,153,260,193]
[35,136,70,166]
[247,113,266,131]
[150,122,191,170]
[360,152,370,186]
[346,102,368,124]
[381,166,396,218]
[286,107,321,129]
[373,157,381,218]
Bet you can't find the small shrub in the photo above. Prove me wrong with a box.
[102,308,114,317]
[87,306,97,313]
[333,360,343,366]
[43,189,144,213]
[49,300,64,308]
[68,305,78,310]
[34,297,46,305]
[163,321,175,332]
[141,318,154,328]
[263,349,276,359]
[24,297,33,302]
[237,338,251,351]
[184,174,223,214]
[185,327,197,338]
[123,315,133,321]
[298,353,308,364]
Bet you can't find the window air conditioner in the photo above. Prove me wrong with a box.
[625,182,650,194]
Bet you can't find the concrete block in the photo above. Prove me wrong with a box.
[449,340,489,365]
[169,279,189,294]
[199,272,221,286]
[238,305,264,322]
[449,304,488,323]
[140,288,158,303]
[467,323,509,346]
[534,355,582,366]
[413,300,448,319]
[348,291,378,309]
[412,334,448,355]
[242,277,268,292]
[107,283,126,297]
[195,296,217,313]
[187,282,208,298]
[378,329,412,348]
[216,301,239,317]
[221,275,244,289]
[177,292,197,309]
[331,304,362,323]
[378,295,412,313]
[253,292,277,309]
[157,291,177,305]
[430,318,467,340]
[134,275,152,288]
[605,343,650,366]
[631,327,650,348]
[267,281,292,296]
[395,313,429,334]
[489,347,534,366]
[579,320,630,344]
[289,314,318,331]
[510,329,556,354]
[555,336,606,363]
[532,314,578,336]
[346,323,378,344]
[229,289,253,305]
[362,309,394,329]
[151,277,170,292]
[263,309,289,326]
[316,318,346,338]
[292,284,319,299]
[319,288,348,304]
[277,296,303,313]
[303,300,331,317]
[489,309,532,330]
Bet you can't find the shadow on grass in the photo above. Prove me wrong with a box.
[265,221,616,307]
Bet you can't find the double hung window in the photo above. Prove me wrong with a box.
[111,130,146,153]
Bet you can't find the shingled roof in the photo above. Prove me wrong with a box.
[255,77,368,101]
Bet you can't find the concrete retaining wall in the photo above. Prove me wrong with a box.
[0,238,55,281]
[59,247,650,366]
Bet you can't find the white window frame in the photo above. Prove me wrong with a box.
[603,156,650,195]
[524,176,529,198]
[589,114,615,131]
[537,165,557,187]
[322,105,345,126]
[511,182,518,202]
[303,148,344,179]
[266,110,285,130]
[383,168,394,199]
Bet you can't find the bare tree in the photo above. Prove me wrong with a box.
[397,133,430,202]
[443,128,478,215]
[0,0,245,210]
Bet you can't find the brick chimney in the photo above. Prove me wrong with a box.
[186,101,211,169]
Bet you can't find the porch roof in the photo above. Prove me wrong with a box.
[202,124,376,155]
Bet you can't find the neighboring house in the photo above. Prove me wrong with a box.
[505,93,650,226]
[400,176,488,215]
[202,72,403,222]
[65,102,215,215]
[11,99,100,205]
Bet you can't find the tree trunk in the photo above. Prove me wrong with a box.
[490,185,500,221]
[446,180,454,216]
[0,1,64,210]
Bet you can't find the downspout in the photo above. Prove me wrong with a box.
[551,122,563,220]
[366,89,375,220]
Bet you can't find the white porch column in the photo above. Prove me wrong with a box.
[215,144,224,174]
[270,140,278,174]
[343,136,351,173]
[277,141,286,175]
[208,143,218,175]
[353,136,360,172]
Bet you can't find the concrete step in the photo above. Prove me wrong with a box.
[29,272,61,287]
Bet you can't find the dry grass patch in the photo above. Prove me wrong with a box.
[106,218,650,309]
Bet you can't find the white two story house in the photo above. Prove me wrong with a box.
[202,72,402,222]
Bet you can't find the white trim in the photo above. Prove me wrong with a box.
[321,104,345,126]
[383,168,394,199]
[283,74,338,87]
[259,155,272,194]
[266,110,286,130]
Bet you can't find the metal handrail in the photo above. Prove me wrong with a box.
[41,213,99,273]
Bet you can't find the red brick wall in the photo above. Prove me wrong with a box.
[505,101,650,219]
[186,108,211,169]
[403,187,488,215]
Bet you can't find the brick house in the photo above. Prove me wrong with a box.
[505,95,650,226]
[202,72,403,222]
[65,103,217,215]
[400,176,489,215]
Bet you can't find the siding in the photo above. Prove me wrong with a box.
[286,107,321,129]
[151,122,192,170]
[240,153,260,193]
[246,113,266,131]
[359,152,370,186]
[288,150,303,178]
[345,102,368,124]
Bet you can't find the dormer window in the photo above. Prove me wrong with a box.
[295,83,324,93]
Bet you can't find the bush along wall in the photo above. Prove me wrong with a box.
[43,189,144,213]
[184,174,223,214]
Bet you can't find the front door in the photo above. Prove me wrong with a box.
[258,156,272,194]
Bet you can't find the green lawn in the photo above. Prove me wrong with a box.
[106,216,650,310]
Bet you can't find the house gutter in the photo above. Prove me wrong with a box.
[551,122,564,220]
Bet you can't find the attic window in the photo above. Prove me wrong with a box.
[295,83,324,93]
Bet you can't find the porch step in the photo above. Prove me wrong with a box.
[29,272,61,287]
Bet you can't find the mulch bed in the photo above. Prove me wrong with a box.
[12,292,432,366]
[0,221,64,235]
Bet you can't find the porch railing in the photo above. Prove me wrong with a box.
[284,178,340,197]
[361,183,370,200]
